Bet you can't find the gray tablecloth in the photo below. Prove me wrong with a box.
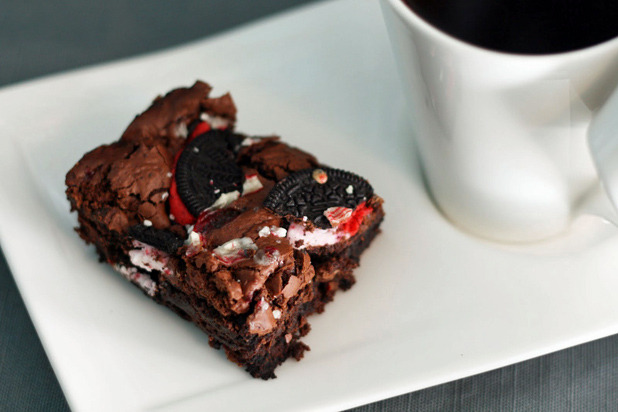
[1,1,618,410]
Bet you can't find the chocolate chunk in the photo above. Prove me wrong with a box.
[175,130,244,216]
[128,225,184,254]
[263,168,373,228]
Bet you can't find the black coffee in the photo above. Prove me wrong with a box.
[402,0,618,54]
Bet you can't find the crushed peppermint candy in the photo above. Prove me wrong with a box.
[272,309,282,319]
[200,112,229,129]
[175,122,188,138]
[253,247,281,266]
[210,190,240,210]
[241,137,259,146]
[272,227,287,237]
[324,206,353,227]
[258,226,287,238]
[186,231,202,247]
[213,237,257,265]
[242,173,263,195]
[128,241,171,275]
[184,230,204,257]
[346,185,354,194]
[114,264,157,297]
[248,297,276,335]
[312,168,328,184]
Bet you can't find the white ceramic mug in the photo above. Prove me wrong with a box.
[381,0,618,242]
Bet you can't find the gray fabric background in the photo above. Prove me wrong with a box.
[1,1,618,410]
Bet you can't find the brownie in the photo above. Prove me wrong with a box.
[65,81,385,379]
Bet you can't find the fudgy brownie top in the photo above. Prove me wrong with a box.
[66,81,236,234]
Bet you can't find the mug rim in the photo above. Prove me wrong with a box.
[385,0,618,59]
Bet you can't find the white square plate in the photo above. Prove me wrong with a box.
[2,0,618,411]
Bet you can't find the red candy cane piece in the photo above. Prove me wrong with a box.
[169,178,196,225]
[324,206,353,227]
[188,121,211,142]
[340,202,372,236]
[167,121,212,225]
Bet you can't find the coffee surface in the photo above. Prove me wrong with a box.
[402,0,618,54]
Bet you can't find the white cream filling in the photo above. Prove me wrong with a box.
[286,222,345,249]
[128,241,170,274]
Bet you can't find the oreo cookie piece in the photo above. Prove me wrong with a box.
[175,130,244,216]
[129,225,184,254]
[187,120,246,152]
[263,167,373,228]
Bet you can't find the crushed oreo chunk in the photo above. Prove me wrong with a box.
[175,130,244,216]
[263,167,373,228]
[129,225,184,254]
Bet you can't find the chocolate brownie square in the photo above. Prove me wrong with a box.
[65,81,384,378]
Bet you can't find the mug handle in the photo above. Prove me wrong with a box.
[588,86,618,223]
